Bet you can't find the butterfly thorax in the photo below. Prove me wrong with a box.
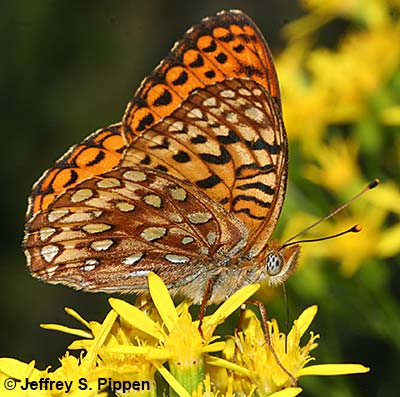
[179,241,300,304]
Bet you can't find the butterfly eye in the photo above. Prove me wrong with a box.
[266,253,283,276]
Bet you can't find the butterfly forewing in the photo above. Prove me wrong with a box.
[122,78,287,254]
[24,167,246,293]
[123,10,281,140]
[26,124,125,220]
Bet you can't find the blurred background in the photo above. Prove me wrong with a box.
[0,0,399,396]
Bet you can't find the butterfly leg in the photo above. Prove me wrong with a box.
[198,278,214,338]
[248,300,297,386]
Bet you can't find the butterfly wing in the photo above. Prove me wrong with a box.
[28,10,278,220]
[122,78,287,255]
[24,166,246,296]
[122,10,287,253]
[123,10,281,140]
[27,9,285,237]
[24,10,288,297]
[27,124,125,219]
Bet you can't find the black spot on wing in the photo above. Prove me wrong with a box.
[216,130,241,145]
[63,170,79,187]
[86,150,106,166]
[173,151,190,163]
[196,174,221,189]
[232,195,271,208]
[235,163,275,178]
[137,113,155,132]
[172,71,188,86]
[199,146,231,165]
[216,52,228,64]
[202,40,217,53]
[233,44,245,53]
[233,208,265,220]
[189,54,204,68]
[238,33,251,43]
[238,182,275,195]
[155,165,168,173]
[191,135,207,144]
[246,139,281,154]
[218,33,234,43]
[140,155,151,165]
[242,65,264,78]
[151,137,170,150]
[205,70,216,79]
[154,89,172,106]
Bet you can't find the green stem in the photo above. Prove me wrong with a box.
[169,356,205,397]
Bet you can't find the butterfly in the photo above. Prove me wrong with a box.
[23,10,300,304]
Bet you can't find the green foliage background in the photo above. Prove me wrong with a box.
[0,1,399,396]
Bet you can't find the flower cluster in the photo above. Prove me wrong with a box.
[0,274,369,397]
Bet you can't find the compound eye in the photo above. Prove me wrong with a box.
[266,253,283,276]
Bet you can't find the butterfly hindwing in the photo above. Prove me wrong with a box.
[24,166,246,293]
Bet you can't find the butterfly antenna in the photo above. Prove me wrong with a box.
[282,179,380,248]
[282,224,362,248]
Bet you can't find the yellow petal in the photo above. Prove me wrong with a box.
[380,105,400,125]
[109,297,164,340]
[295,305,318,337]
[108,346,172,360]
[206,356,251,377]
[83,309,118,369]
[201,341,226,353]
[378,223,400,257]
[206,284,259,327]
[269,387,303,397]
[68,340,92,351]
[148,272,179,332]
[40,323,92,339]
[25,360,37,379]
[298,363,370,376]
[65,307,91,329]
[0,358,41,380]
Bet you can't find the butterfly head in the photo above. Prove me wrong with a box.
[264,242,300,286]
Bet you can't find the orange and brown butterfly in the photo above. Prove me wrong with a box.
[23,10,300,304]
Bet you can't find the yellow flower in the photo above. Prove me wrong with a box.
[277,0,400,146]
[308,27,400,122]
[0,275,371,397]
[0,354,108,397]
[284,0,391,39]
[303,135,362,192]
[277,41,329,143]
[380,105,400,126]
[321,205,400,276]
[109,273,260,397]
[42,307,155,397]
[219,306,368,397]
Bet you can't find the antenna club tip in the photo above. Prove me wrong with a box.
[352,224,362,233]
[369,178,380,189]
